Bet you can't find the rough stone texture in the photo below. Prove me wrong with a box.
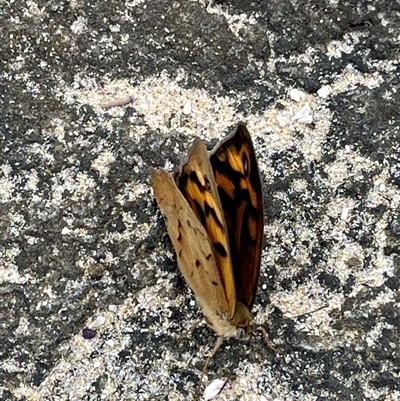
[1,0,399,400]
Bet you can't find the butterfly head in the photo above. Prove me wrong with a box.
[229,301,253,336]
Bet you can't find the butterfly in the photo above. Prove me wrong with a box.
[151,122,264,372]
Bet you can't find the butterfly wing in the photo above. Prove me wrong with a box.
[151,167,232,321]
[209,122,264,310]
[176,139,236,319]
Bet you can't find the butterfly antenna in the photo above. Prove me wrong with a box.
[195,336,224,398]
[255,326,282,354]
[290,304,328,319]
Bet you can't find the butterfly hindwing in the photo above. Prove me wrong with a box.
[209,122,264,310]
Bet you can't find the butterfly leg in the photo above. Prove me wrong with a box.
[203,335,224,374]
[196,336,224,398]
[181,320,201,338]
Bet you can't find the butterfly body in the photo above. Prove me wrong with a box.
[151,122,263,342]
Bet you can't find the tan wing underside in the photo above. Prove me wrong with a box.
[151,169,231,318]
[177,140,236,318]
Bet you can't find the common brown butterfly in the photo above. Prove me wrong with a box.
[151,122,265,381]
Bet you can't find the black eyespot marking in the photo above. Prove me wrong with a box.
[242,151,249,176]
[211,281,218,286]
[206,253,212,260]
[214,242,227,257]
[195,260,201,268]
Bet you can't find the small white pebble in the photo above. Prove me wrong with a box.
[313,112,321,122]
[297,114,313,124]
[317,86,331,98]
[108,304,118,313]
[91,316,106,328]
[61,227,70,235]
[105,339,115,347]
[289,88,305,102]
[204,378,230,400]
[341,207,350,220]
[292,104,312,123]
[182,100,192,115]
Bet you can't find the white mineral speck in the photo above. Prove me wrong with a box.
[204,378,230,400]
[182,100,192,115]
[91,316,106,328]
[108,304,118,313]
[289,88,305,102]
[61,227,70,235]
[317,86,331,98]
[341,207,350,220]
[292,104,313,124]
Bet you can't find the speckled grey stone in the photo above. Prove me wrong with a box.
[1,0,399,400]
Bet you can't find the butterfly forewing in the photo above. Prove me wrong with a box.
[177,139,236,318]
[151,169,231,318]
[209,123,264,310]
